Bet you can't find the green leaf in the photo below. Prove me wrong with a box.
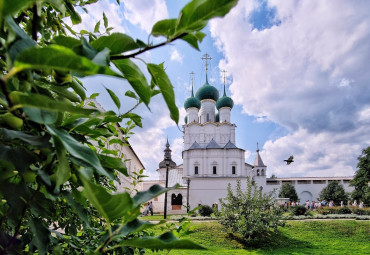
[71,78,87,100]
[89,93,99,99]
[133,184,179,208]
[91,33,139,55]
[103,12,108,28]
[113,59,151,106]
[52,35,81,49]
[2,0,35,18]
[181,33,200,51]
[121,113,142,128]
[147,63,179,124]
[79,174,134,223]
[29,218,50,255]
[46,0,66,15]
[65,1,82,25]
[180,31,206,50]
[176,0,238,34]
[14,45,119,77]
[125,90,138,99]
[94,20,100,33]
[5,17,36,63]
[63,191,89,226]
[98,154,128,176]
[105,87,121,109]
[118,231,205,250]
[9,92,96,116]
[151,19,177,38]
[1,128,51,147]
[50,137,71,188]
[92,48,110,66]
[23,107,59,124]
[46,125,113,179]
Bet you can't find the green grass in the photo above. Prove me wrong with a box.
[146,220,370,254]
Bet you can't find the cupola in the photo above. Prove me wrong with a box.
[216,79,234,110]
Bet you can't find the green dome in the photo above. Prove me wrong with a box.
[195,81,219,101]
[184,116,188,124]
[184,96,201,109]
[216,96,234,110]
[216,83,234,110]
[215,112,219,122]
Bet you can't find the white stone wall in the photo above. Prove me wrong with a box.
[219,107,231,123]
[263,178,355,204]
[199,100,216,124]
[183,148,246,178]
[186,107,199,123]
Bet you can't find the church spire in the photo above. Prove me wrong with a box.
[254,142,265,167]
[222,70,227,96]
[190,71,195,97]
[159,137,177,168]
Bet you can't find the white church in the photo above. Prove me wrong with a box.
[143,55,354,214]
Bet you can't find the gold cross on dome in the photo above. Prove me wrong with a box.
[222,70,227,85]
[201,53,212,75]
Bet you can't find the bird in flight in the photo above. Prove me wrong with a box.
[284,155,294,165]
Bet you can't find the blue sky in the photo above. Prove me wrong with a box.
[71,0,370,179]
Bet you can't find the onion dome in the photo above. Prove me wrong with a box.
[195,76,219,101]
[184,116,188,124]
[216,83,234,110]
[184,83,201,110]
[215,112,219,122]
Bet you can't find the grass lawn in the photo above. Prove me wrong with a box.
[146,220,370,255]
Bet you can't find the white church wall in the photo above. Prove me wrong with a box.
[199,100,216,124]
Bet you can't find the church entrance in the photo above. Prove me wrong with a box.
[171,193,183,210]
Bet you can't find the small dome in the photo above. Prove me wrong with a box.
[216,96,234,110]
[184,116,188,124]
[195,80,219,101]
[215,112,219,122]
[184,96,201,110]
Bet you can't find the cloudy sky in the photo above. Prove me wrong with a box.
[75,0,370,179]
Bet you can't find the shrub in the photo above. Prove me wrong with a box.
[338,207,352,214]
[291,205,307,216]
[199,205,213,217]
[218,178,284,240]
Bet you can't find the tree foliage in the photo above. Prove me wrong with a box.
[0,0,237,253]
[351,146,370,205]
[278,183,298,202]
[218,179,284,240]
[318,181,348,205]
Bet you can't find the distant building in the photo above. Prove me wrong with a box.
[143,55,353,214]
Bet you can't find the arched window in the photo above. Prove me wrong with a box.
[171,193,183,205]
[261,169,264,176]
[257,169,260,176]
[207,113,209,122]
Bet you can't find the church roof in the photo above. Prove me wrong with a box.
[195,79,219,101]
[189,141,202,150]
[254,149,266,167]
[206,139,222,149]
[224,140,238,149]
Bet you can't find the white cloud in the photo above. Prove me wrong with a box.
[123,0,168,33]
[64,0,125,33]
[170,48,183,63]
[210,1,370,177]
